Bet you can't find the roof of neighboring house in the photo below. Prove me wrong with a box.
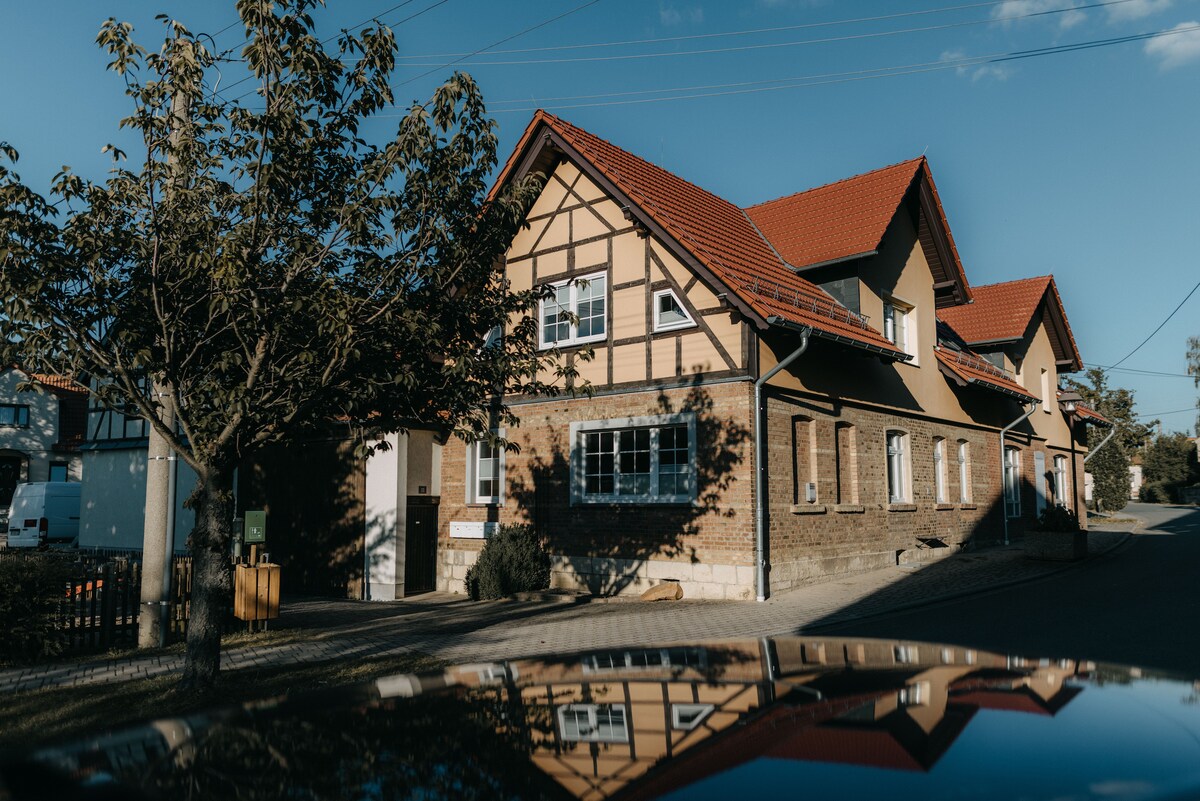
[937,276,1082,370]
[935,349,1038,403]
[30,373,86,396]
[934,320,1036,402]
[1074,404,1111,426]
[493,111,910,360]
[745,159,972,307]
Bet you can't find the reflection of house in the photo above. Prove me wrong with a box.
[439,111,1108,599]
[502,638,1085,800]
[0,368,85,537]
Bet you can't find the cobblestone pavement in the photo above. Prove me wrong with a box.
[0,525,1135,695]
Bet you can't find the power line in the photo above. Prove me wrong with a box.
[393,0,604,89]
[1138,406,1199,418]
[1085,363,1199,379]
[385,0,1137,67]
[218,0,452,102]
[385,0,1048,59]
[1106,277,1200,371]
[430,24,1200,114]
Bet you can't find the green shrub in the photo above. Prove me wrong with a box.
[1139,481,1173,504]
[464,524,551,601]
[0,554,73,663]
[1035,505,1081,532]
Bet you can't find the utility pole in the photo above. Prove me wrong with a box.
[138,75,189,649]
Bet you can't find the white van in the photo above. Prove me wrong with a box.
[5,482,82,548]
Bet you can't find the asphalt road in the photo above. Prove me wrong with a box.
[814,502,1200,676]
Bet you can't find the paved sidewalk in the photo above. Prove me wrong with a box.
[0,524,1135,695]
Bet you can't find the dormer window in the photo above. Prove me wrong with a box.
[653,289,694,332]
[539,271,607,349]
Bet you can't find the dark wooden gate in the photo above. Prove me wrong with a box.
[404,498,439,595]
[238,437,366,599]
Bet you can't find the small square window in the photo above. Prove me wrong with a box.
[467,432,505,505]
[653,289,694,332]
[0,405,30,428]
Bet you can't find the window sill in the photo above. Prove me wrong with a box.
[790,504,827,515]
[573,497,695,507]
[834,504,865,514]
[959,503,977,510]
[935,503,955,511]
[887,503,918,512]
[466,502,501,509]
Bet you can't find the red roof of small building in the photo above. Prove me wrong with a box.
[30,372,85,396]
[494,111,909,359]
[1075,404,1110,426]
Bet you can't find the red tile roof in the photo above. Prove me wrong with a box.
[746,158,923,269]
[935,349,1037,403]
[938,276,1051,343]
[937,276,1082,370]
[30,372,85,395]
[1075,404,1110,426]
[495,111,909,359]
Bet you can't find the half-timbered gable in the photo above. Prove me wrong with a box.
[504,157,746,393]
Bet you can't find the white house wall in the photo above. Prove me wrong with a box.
[0,371,81,482]
[79,447,196,552]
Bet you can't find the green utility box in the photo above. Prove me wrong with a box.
[244,510,266,544]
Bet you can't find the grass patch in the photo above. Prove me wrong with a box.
[0,650,441,752]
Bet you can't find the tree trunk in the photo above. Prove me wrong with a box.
[179,467,235,690]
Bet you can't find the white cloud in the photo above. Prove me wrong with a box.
[659,3,704,26]
[1108,0,1173,22]
[1145,21,1200,69]
[991,0,1086,29]
[940,49,1010,81]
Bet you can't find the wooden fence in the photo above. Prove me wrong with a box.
[1,551,196,655]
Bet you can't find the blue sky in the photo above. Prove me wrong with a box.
[2,0,1198,432]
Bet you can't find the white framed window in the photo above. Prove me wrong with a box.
[539,271,607,349]
[1053,455,1069,507]
[957,440,971,503]
[1004,446,1022,518]
[933,437,948,503]
[883,297,916,362]
[652,289,695,332]
[558,704,628,743]
[466,432,505,505]
[671,703,714,730]
[886,430,910,503]
[570,414,696,505]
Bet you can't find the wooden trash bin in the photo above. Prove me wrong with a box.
[234,563,281,621]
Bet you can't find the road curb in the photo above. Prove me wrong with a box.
[799,525,1137,633]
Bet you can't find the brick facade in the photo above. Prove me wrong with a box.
[440,380,758,599]
[765,392,1005,593]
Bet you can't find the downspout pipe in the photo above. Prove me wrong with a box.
[1083,426,1116,464]
[1000,400,1039,546]
[755,322,811,602]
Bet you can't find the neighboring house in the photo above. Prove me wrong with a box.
[0,368,85,536]
[77,391,197,553]
[1129,454,1144,500]
[437,111,1107,600]
[79,386,440,600]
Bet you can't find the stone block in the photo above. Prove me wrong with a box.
[692,563,713,583]
[648,560,690,580]
[694,582,725,600]
[736,566,755,586]
[725,584,754,601]
[711,564,738,585]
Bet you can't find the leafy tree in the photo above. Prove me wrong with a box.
[1140,432,1199,502]
[1189,336,1200,436]
[0,2,570,687]
[1065,367,1154,513]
